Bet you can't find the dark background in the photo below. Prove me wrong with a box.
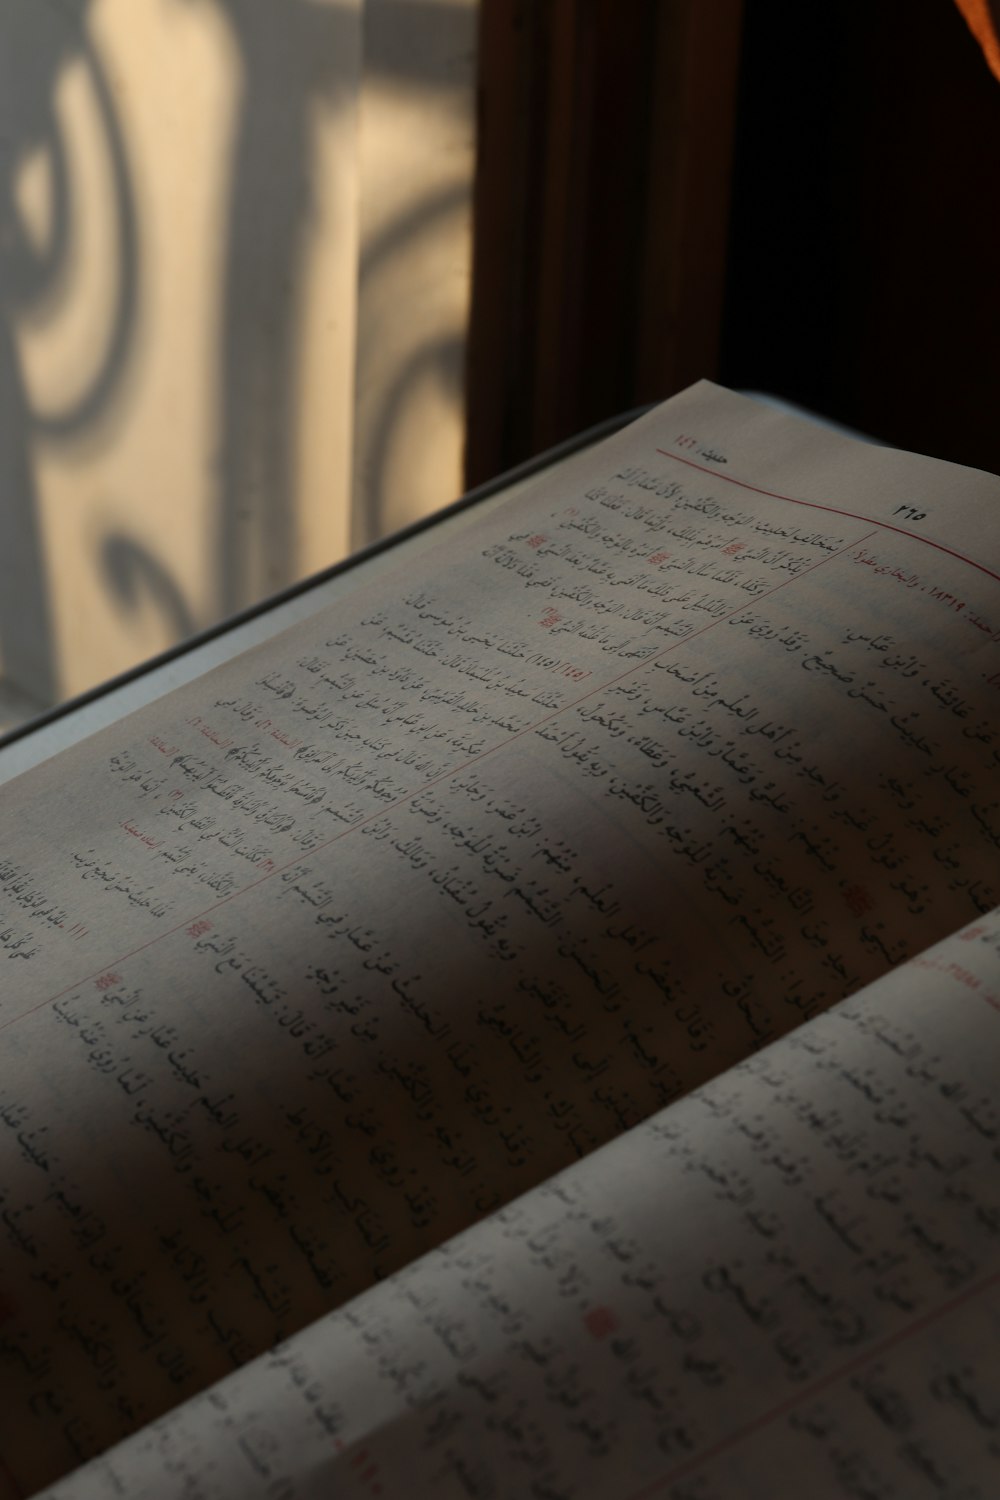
[465,0,1000,485]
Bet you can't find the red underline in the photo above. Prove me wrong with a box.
[655,448,1000,586]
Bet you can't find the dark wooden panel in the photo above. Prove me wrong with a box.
[465,0,744,486]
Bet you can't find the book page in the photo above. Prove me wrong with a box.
[37,912,1000,1499]
[2,382,1000,1490]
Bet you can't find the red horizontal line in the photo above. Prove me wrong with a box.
[655,448,1000,586]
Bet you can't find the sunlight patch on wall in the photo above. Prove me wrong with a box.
[0,0,476,720]
[15,54,123,418]
[12,137,55,259]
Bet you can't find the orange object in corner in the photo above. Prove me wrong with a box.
[954,0,1000,81]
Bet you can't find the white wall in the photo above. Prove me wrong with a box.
[0,0,477,720]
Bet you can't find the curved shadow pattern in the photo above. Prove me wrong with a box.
[357,330,465,548]
[204,0,360,616]
[209,0,475,609]
[99,533,199,646]
[353,180,471,549]
[0,0,139,708]
[29,27,140,439]
[4,0,474,714]
[358,178,470,288]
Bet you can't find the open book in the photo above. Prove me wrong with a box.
[3,382,1000,1499]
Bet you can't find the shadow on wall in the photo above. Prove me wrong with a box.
[0,0,473,718]
[0,0,137,708]
[99,534,198,645]
[353,178,469,549]
[206,0,475,607]
[205,0,358,617]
